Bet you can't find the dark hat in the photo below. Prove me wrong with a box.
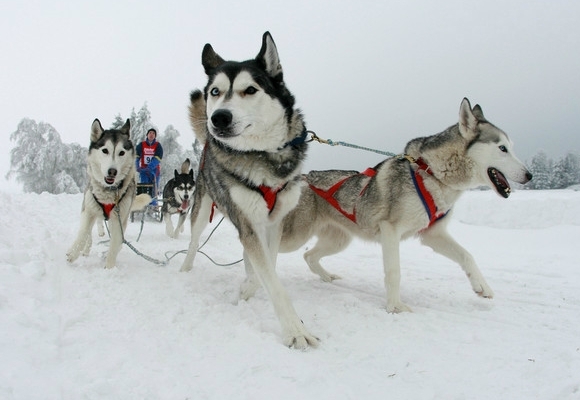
[147,128,157,137]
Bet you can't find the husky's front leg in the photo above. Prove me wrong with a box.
[104,210,123,269]
[67,212,96,263]
[173,212,188,239]
[180,193,212,272]
[420,222,494,298]
[242,226,319,349]
[164,213,175,237]
[240,250,260,300]
[379,221,413,313]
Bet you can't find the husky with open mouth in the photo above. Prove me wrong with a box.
[67,119,151,268]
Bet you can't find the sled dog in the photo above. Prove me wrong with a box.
[67,119,151,268]
[162,158,195,238]
[274,98,532,312]
[180,32,317,348]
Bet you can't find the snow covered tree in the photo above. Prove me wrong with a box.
[130,103,153,144]
[527,151,553,190]
[552,153,580,189]
[111,114,126,130]
[6,118,86,194]
[158,124,184,188]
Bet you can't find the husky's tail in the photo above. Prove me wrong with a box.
[189,90,208,145]
[180,158,191,174]
[131,194,152,212]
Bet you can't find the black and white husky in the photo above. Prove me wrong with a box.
[180,32,317,348]
[161,158,195,238]
[67,119,151,268]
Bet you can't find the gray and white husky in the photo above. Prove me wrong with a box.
[180,32,317,349]
[67,119,151,268]
[270,98,532,313]
[189,95,533,322]
[161,158,195,238]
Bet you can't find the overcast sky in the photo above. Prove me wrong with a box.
[2,0,579,181]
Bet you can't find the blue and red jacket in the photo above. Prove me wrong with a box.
[136,139,163,182]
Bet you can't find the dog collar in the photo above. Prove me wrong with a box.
[279,128,308,150]
[104,179,124,192]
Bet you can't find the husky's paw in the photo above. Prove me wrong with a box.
[474,282,494,299]
[386,301,413,313]
[66,249,80,263]
[283,331,320,350]
[319,272,342,283]
[239,279,260,301]
[179,263,193,273]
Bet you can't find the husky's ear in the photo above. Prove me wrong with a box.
[120,119,131,137]
[90,119,104,143]
[458,98,478,139]
[181,158,191,174]
[174,170,179,180]
[471,104,488,122]
[189,169,195,181]
[202,43,226,74]
[256,31,283,79]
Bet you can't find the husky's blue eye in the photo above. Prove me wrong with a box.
[210,87,220,96]
[245,86,258,95]
[499,145,508,153]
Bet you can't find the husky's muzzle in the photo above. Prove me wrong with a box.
[105,168,117,185]
[210,109,237,138]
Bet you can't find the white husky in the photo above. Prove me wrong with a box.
[67,119,150,268]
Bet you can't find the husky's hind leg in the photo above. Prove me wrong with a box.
[420,222,494,298]
[303,226,350,282]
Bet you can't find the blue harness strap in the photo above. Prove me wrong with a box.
[409,159,448,229]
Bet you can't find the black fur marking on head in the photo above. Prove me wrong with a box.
[89,130,134,152]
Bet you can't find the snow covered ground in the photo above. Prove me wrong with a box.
[0,188,579,399]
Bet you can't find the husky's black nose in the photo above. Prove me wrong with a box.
[526,171,533,182]
[108,168,117,177]
[211,109,232,130]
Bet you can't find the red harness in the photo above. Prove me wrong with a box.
[309,158,448,228]
[100,203,116,220]
[209,185,285,223]
[93,186,125,221]
[308,168,377,223]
